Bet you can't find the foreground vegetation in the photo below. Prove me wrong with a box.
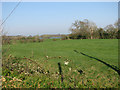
[2,39,119,88]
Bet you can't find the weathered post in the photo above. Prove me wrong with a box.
[58,62,63,83]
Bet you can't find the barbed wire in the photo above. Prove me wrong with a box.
[1,0,22,26]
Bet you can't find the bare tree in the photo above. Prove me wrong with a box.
[70,19,97,39]
[104,24,117,39]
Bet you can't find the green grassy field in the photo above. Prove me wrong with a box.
[2,39,119,88]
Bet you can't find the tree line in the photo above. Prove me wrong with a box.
[68,19,120,39]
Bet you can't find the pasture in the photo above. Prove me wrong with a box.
[2,39,119,88]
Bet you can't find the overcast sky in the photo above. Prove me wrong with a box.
[2,2,118,36]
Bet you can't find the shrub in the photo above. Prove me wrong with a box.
[2,39,12,45]
[53,39,57,41]
[69,34,86,39]
[38,39,44,42]
[61,36,67,40]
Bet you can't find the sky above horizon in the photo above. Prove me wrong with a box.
[2,2,118,36]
